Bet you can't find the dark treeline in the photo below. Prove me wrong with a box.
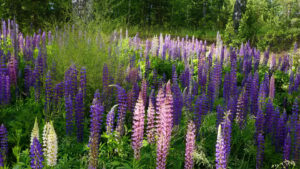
[1,0,300,50]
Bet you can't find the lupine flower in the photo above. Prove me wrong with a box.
[216,124,227,169]
[172,78,183,125]
[155,86,165,131]
[269,75,275,101]
[256,133,264,169]
[236,89,246,128]
[106,105,118,134]
[222,111,232,162]
[30,137,44,169]
[142,79,147,107]
[295,118,300,163]
[113,85,127,136]
[256,108,265,140]
[88,94,104,169]
[45,71,53,116]
[147,92,156,144]
[75,90,84,142]
[216,105,224,127]
[8,56,17,85]
[283,133,291,161]
[0,153,3,167]
[54,82,64,105]
[156,81,173,169]
[194,94,208,132]
[0,124,8,161]
[132,92,145,159]
[184,121,196,169]
[275,115,286,150]
[223,72,231,104]
[31,118,39,146]
[251,71,259,115]
[44,122,57,167]
[42,122,51,153]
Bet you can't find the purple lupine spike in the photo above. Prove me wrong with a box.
[283,133,291,161]
[207,70,216,111]
[80,67,87,98]
[0,124,8,161]
[271,108,280,141]
[5,75,10,105]
[45,71,53,115]
[156,81,173,169]
[216,125,227,169]
[127,89,135,113]
[264,99,274,134]
[88,93,104,169]
[75,90,84,142]
[227,97,237,121]
[269,75,275,101]
[216,105,224,127]
[221,111,232,162]
[256,108,265,139]
[65,95,74,135]
[30,137,44,169]
[291,99,298,159]
[295,118,300,163]
[113,85,127,136]
[155,86,165,132]
[132,92,145,159]
[147,91,156,144]
[263,48,270,66]
[213,61,222,98]
[106,105,117,134]
[54,82,64,106]
[0,153,3,167]
[194,94,208,132]
[172,78,183,125]
[256,133,264,169]
[180,68,190,89]
[275,114,286,150]
[184,121,196,169]
[288,72,294,94]
[251,71,259,115]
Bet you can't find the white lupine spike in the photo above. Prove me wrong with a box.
[46,122,58,166]
[42,122,51,154]
[30,117,39,145]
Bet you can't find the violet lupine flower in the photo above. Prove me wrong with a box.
[147,92,156,144]
[30,137,44,169]
[221,111,232,162]
[88,94,104,169]
[106,105,118,134]
[223,72,231,104]
[288,72,294,94]
[251,72,259,115]
[0,153,3,167]
[172,78,183,125]
[132,92,145,159]
[80,67,87,98]
[263,48,270,66]
[295,118,300,163]
[0,74,9,105]
[256,133,264,169]
[283,133,291,161]
[75,90,84,142]
[184,121,196,169]
[194,94,208,132]
[213,61,222,98]
[65,95,74,135]
[45,71,53,116]
[256,108,265,140]
[236,89,246,128]
[216,125,227,169]
[216,105,224,127]
[275,115,286,150]
[114,85,127,136]
[54,82,63,106]
[207,73,216,111]
[0,124,8,161]
[155,86,165,132]
[156,81,173,169]
[269,75,275,101]
[264,99,274,134]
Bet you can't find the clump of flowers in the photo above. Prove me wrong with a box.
[43,121,57,167]
[30,137,44,169]
[184,121,196,169]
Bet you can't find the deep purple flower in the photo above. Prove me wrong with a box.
[54,82,64,106]
[172,78,183,125]
[0,153,3,167]
[30,137,44,169]
[65,95,74,135]
[256,133,264,169]
[114,85,127,136]
[75,90,84,142]
[132,92,145,159]
[184,121,196,169]
[88,93,104,169]
[256,108,265,140]
[283,133,291,161]
[216,105,224,127]
[194,94,208,132]
[236,89,246,128]
[223,72,231,104]
[45,71,53,115]
[216,124,227,169]
[106,105,117,134]
[275,115,286,150]
[251,72,259,115]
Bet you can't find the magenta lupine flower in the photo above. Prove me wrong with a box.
[156,81,173,169]
[30,137,44,169]
[75,90,84,142]
[216,125,227,169]
[88,93,104,169]
[184,121,196,169]
[106,105,118,134]
[256,133,264,169]
[283,133,291,161]
[0,124,8,161]
[147,92,156,144]
[132,92,145,159]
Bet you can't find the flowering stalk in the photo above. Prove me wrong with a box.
[30,137,44,169]
[184,121,196,169]
[88,93,104,169]
[132,92,145,159]
[44,122,57,167]
[216,125,227,169]
[31,117,39,146]
[0,124,8,162]
[256,133,264,169]
[106,105,118,134]
[147,91,156,144]
[75,89,84,142]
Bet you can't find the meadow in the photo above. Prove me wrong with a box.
[0,19,299,169]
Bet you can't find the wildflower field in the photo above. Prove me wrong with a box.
[0,20,300,169]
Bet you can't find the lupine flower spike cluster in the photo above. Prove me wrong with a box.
[156,81,173,169]
[184,121,196,169]
[132,91,145,159]
[31,117,39,145]
[43,121,57,167]
[106,104,118,134]
[30,137,44,169]
[0,124,8,166]
[147,91,156,144]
